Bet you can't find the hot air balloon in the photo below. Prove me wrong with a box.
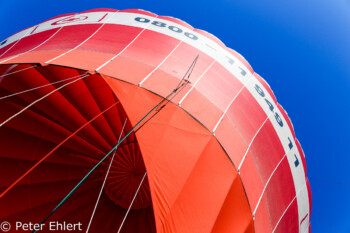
[0,8,311,233]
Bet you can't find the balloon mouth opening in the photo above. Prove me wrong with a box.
[102,141,153,210]
[0,63,156,232]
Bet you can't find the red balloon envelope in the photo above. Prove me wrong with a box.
[0,9,312,233]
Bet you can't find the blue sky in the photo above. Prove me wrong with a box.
[1,0,349,232]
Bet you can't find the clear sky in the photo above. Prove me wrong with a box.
[1,0,349,232]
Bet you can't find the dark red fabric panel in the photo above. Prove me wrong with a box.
[0,65,156,233]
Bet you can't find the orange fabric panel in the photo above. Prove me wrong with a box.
[157,137,238,233]
[103,76,253,233]
[210,174,254,233]
[103,75,160,123]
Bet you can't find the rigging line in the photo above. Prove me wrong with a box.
[0,73,84,100]
[133,79,188,134]
[0,73,90,128]
[32,84,181,232]
[138,39,185,87]
[178,59,215,106]
[134,54,199,133]
[117,172,147,233]
[0,65,37,78]
[86,118,128,233]
[0,101,120,199]
[175,54,199,90]
[138,21,197,88]
[32,55,199,233]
